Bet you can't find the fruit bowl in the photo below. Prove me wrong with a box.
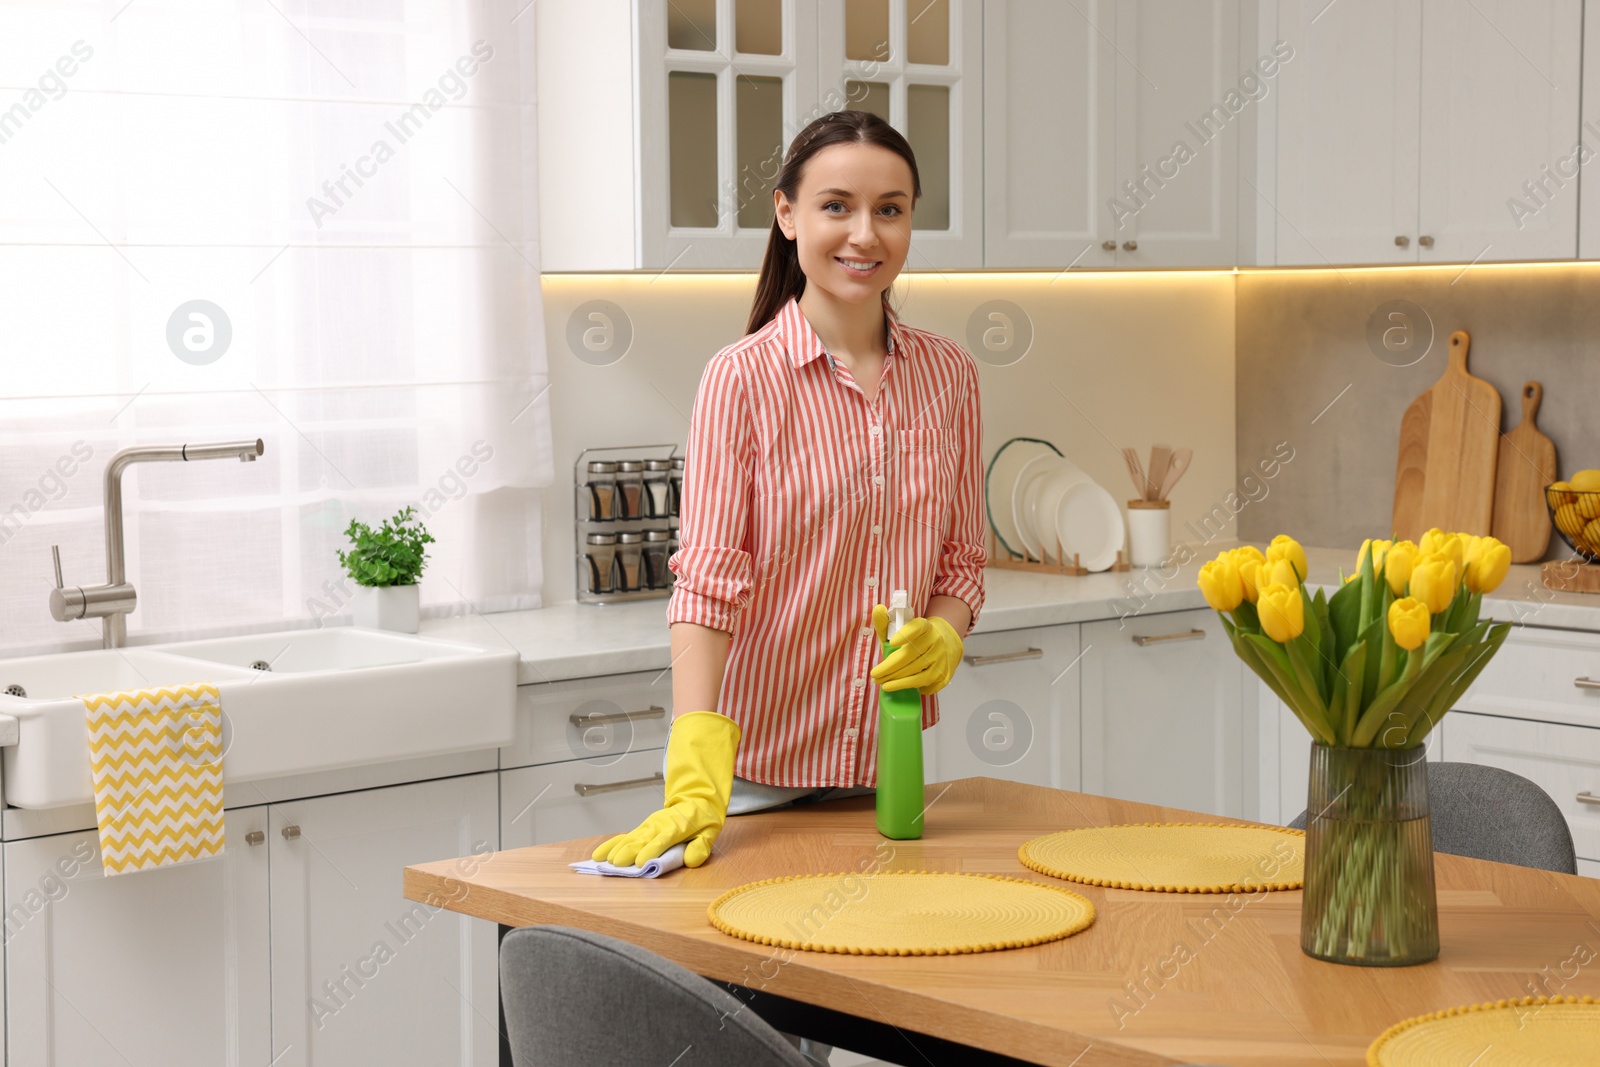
[1544,486,1600,563]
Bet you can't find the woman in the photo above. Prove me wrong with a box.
[595,110,986,873]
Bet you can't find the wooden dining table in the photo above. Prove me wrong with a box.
[404,777,1600,1066]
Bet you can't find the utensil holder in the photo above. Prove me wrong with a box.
[1126,499,1171,568]
[575,444,679,604]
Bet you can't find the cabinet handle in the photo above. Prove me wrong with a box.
[575,771,665,798]
[570,705,666,728]
[1132,629,1206,646]
[245,830,265,846]
[1578,792,1600,806]
[1394,235,1410,248]
[1122,240,1137,251]
[1101,240,1117,251]
[1418,235,1434,248]
[1574,677,1600,690]
[281,825,301,840]
[962,647,1043,667]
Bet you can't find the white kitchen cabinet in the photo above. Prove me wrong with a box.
[1274,0,1581,266]
[501,747,668,850]
[502,671,673,772]
[5,806,272,1067]
[818,0,984,267]
[925,623,1082,790]
[1080,608,1244,817]
[269,772,499,1067]
[984,0,1242,268]
[1581,0,1600,258]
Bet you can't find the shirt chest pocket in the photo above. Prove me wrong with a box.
[894,428,958,534]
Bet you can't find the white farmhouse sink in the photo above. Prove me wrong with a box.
[0,629,519,810]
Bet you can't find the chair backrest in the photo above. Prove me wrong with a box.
[499,925,813,1067]
[1287,760,1577,875]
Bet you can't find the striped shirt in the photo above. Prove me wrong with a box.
[666,295,986,788]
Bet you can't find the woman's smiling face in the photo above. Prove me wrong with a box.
[775,141,916,307]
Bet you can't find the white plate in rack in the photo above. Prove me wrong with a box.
[985,437,1061,557]
[1055,480,1126,572]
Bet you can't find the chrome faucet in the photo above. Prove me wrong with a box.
[49,439,265,649]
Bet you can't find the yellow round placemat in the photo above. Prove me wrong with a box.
[1018,822,1305,893]
[1369,996,1600,1066]
[706,871,1095,955]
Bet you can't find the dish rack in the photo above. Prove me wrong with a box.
[574,444,681,605]
[987,527,1131,576]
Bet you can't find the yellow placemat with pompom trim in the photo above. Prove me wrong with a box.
[706,871,1095,956]
[1369,996,1600,1066]
[1018,823,1304,893]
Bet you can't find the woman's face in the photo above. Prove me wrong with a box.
[775,141,915,308]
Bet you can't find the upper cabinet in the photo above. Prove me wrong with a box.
[985,0,1244,269]
[1273,0,1582,267]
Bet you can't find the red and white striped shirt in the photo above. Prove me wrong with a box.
[666,295,986,788]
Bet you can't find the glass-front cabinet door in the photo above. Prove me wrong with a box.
[637,0,820,268]
[817,0,983,267]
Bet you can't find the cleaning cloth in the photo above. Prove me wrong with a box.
[570,842,687,878]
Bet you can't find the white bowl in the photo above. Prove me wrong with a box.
[1055,480,1126,572]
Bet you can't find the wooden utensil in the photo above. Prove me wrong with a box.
[1492,381,1559,562]
[1390,330,1501,543]
[1146,444,1171,502]
[1122,448,1147,500]
[1160,447,1192,501]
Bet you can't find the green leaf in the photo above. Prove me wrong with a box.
[1328,575,1362,661]
[1331,640,1366,746]
[1234,598,1261,634]
[337,505,435,587]
[1244,634,1337,746]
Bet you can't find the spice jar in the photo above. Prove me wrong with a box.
[643,459,672,519]
[669,456,684,517]
[617,531,645,592]
[616,460,645,520]
[643,529,671,589]
[585,461,618,522]
[585,532,618,594]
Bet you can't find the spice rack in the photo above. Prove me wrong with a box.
[575,444,682,605]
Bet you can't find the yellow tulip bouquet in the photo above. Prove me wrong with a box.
[1197,531,1511,750]
[1198,531,1513,965]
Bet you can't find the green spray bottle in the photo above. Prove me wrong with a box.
[875,589,925,840]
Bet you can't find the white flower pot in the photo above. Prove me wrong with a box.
[353,584,420,633]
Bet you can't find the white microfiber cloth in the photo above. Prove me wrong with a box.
[569,842,688,878]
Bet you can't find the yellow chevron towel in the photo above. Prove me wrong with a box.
[82,683,226,876]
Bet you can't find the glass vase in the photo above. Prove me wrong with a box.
[1301,743,1438,966]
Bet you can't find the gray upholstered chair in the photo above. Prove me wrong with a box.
[499,925,816,1067]
[1288,760,1577,874]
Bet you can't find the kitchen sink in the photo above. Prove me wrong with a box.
[0,629,519,810]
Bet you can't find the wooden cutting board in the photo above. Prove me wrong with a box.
[1391,330,1501,543]
[1492,381,1559,562]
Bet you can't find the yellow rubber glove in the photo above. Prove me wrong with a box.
[591,709,740,869]
[869,604,964,695]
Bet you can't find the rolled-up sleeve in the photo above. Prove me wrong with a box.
[930,357,986,633]
[666,354,757,634]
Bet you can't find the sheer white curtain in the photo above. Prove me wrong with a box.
[0,1,552,655]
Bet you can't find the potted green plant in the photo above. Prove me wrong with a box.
[338,506,435,633]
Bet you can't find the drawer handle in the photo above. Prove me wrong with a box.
[570,705,666,728]
[575,771,664,798]
[1578,792,1600,806]
[962,648,1043,667]
[282,825,301,840]
[1575,677,1600,690]
[245,830,265,846]
[1132,629,1206,646]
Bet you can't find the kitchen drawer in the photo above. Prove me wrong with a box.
[1580,857,1600,879]
[1458,626,1600,729]
[501,670,672,771]
[501,747,666,850]
[1443,711,1600,862]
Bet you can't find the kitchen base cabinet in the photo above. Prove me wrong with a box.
[501,748,667,850]
[5,806,271,1067]
[1081,608,1244,818]
[270,772,499,1067]
[924,624,1082,790]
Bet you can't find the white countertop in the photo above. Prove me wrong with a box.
[420,541,1600,685]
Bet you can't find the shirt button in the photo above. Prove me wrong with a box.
[869,425,881,436]
[865,576,877,588]
[871,524,881,536]
[873,474,884,486]
[853,678,866,690]
[861,626,872,638]
[844,727,859,738]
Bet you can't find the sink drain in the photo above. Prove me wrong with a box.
[249,660,272,672]
[3,684,24,698]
